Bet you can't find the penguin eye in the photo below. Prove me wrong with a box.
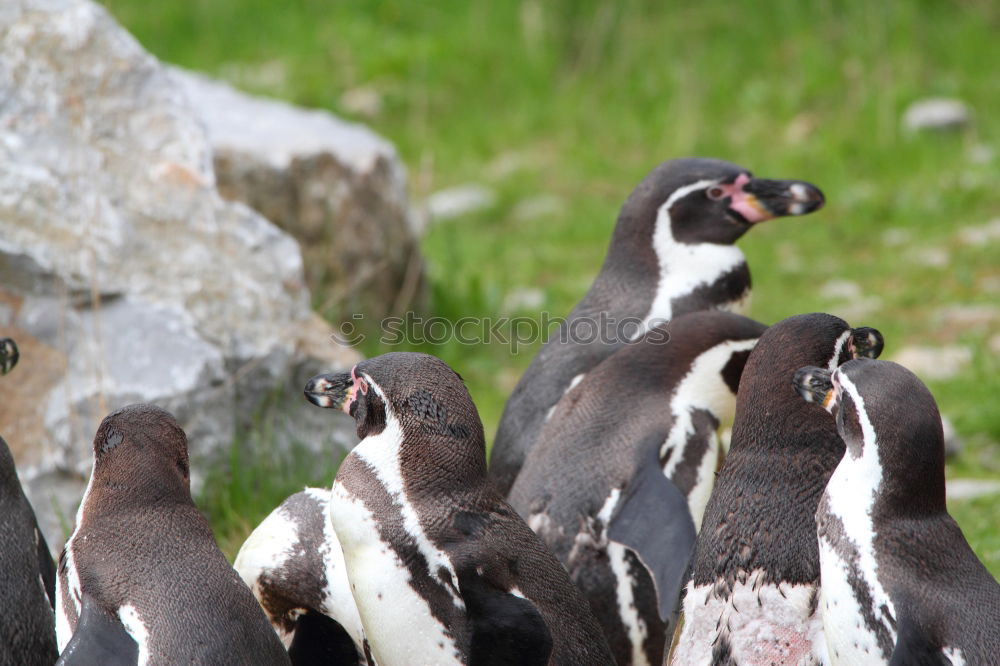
[706,186,727,201]
[358,379,369,395]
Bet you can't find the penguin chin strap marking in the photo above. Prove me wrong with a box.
[717,173,773,224]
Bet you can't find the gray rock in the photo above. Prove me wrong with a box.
[902,98,971,132]
[0,0,361,548]
[946,478,1000,502]
[169,67,423,321]
[892,345,972,381]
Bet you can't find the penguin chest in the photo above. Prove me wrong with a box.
[674,574,827,666]
[815,486,897,665]
[55,539,83,651]
[329,481,466,666]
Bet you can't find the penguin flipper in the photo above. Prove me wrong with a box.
[606,436,696,624]
[457,566,553,666]
[36,526,57,609]
[288,610,361,666]
[56,594,139,665]
[888,612,951,666]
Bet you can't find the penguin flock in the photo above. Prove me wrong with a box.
[1,157,997,665]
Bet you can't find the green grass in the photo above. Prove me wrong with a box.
[101,0,1000,574]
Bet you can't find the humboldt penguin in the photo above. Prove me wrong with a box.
[235,487,370,665]
[508,310,767,666]
[793,358,1000,665]
[0,337,59,665]
[672,313,884,665]
[55,404,290,665]
[305,352,615,666]
[490,158,825,496]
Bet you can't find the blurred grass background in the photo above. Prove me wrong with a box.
[101,0,999,571]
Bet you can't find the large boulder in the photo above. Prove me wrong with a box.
[0,0,363,547]
[168,67,424,322]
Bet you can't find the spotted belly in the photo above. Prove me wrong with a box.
[672,572,827,666]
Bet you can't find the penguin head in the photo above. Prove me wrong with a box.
[794,358,946,512]
[736,313,884,433]
[89,403,191,499]
[0,337,19,375]
[617,158,824,248]
[306,352,485,449]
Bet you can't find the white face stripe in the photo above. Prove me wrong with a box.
[637,180,748,337]
[351,376,464,610]
[660,338,759,528]
[118,605,150,666]
[827,329,852,371]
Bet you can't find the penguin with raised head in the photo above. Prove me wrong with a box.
[672,313,884,665]
[0,337,59,665]
[55,404,291,665]
[508,310,767,666]
[793,358,1000,665]
[305,352,616,666]
[235,487,370,665]
[490,158,825,496]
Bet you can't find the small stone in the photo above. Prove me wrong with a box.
[934,304,1000,331]
[967,144,994,164]
[502,288,545,313]
[819,279,863,301]
[902,98,971,132]
[947,478,1000,502]
[881,227,912,246]
[512,194,565,221]
[425,184,496,222]
[989,334,1000,356]
[940,415,962,458]
[892,345,972,381]
[957,218,1000,246]
[340,86,383,119]
[905,246,949,268]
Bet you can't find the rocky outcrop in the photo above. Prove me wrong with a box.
[0,0,363,546]
[169,68,424,322]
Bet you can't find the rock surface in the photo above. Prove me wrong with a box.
[169,67,423,321]
[0,0,361,547]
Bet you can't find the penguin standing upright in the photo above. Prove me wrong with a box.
[793,359,1000,665]
[490,158,825,496]
[235,487,370,665]
[508,311,767,666]
[0,337,59,666]
[672,313,884,665]
[305,352,616,666]
[55,404,291,665]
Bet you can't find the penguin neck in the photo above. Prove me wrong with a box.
[353,410,488,500]
[588,204,749,335]
[84,460,192,519]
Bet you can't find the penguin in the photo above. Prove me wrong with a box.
[0,337,59,666]
[235,487,371,665]
[793,358,1000,665]
[490,158,825,496]
[671,313,884,665]
[304,352,616,666]
[507,310,767,666]
[55,404,291,665]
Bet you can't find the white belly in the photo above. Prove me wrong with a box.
[330,482,464,666]
[818,538,888,665]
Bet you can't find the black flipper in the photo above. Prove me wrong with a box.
[36,527,57,610]
[889,611,951,666]
[56,594,139,665]
[458,567,552,666]
[287,610,361,666]
[606,434,696,624]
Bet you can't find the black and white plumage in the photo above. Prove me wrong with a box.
[235,487,370,665]
[0,337,59,665]
[490,158,825,496]
[508,311,767,666]
[304,352,615,666]
[55,404,290,665]
[672,313,884,665]
[793,358,1000,665]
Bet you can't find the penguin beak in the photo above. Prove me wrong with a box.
[304,371,357,413]
[735,177,825,222]
[0,338,19,376]
[792,366,837,412]
[849,327,884,359]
